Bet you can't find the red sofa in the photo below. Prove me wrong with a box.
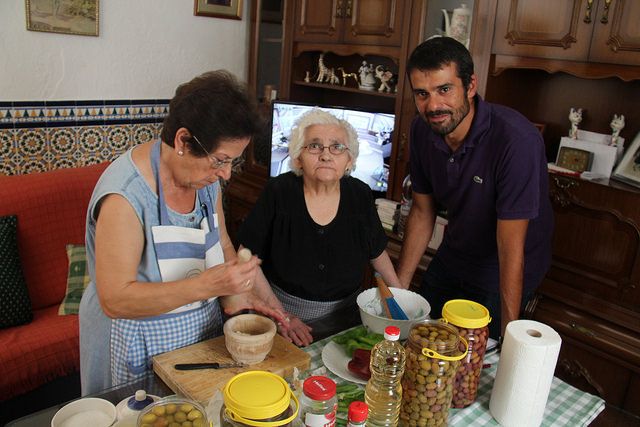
[0,163,108,401]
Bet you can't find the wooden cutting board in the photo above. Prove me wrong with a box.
[152,334,310,403]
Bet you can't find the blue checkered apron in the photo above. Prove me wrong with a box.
[110,141,225,385]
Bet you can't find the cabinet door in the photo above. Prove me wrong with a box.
[293,0,342,43]
[342,0,406,46]
[588,0,640,66]
[492,0,594,61]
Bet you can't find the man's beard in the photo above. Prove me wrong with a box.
[423,96,470,136]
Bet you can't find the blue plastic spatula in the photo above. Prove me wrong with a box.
[374,273,409,320]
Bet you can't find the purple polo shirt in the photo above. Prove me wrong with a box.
[409,96,553,294]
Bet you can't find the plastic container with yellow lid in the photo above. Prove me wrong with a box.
[221,371,303,427]
[442,299,491,408]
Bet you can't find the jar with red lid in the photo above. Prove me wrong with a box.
[442,299,491,408]
[299,376,337,427]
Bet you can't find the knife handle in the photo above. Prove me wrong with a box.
[174,363,219,370]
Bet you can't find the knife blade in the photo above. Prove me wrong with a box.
[174,362,245,370]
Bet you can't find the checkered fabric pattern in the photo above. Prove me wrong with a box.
[305,327,605,426]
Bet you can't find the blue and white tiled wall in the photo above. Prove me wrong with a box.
[0,100,170,175]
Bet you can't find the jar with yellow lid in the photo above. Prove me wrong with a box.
[221,371,303,427]
[399,319,467,427]
[442,299,491,408]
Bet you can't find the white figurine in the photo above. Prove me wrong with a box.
[304,71,310,83]
[358,61,377,91]
[375,65,394,93]
[316,53,329,83]
[610,114,625,147]
[328,68,340,85]
[569,107,583,139]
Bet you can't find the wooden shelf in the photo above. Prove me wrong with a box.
[292,80,397,98]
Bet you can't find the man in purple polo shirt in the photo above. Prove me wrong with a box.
[397,37,553,340]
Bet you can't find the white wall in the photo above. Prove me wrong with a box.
[0,0,250,101]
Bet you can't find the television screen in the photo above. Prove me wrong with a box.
[269,100,395,193]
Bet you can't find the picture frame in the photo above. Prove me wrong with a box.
[194,0,242,20]
[26,0,99,37]
[612,132,640,188]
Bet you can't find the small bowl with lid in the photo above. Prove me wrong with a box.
[136,396,208,427]
[221,370,302,427]
[223,314,277,365]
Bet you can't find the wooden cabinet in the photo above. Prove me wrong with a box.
[492,0,640,80]
[527,173,640,416]
[293,0,406,47]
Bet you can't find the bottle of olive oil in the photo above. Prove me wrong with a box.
[364,326,406,426]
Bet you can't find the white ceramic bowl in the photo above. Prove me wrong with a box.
[51,397,116,427]
[357,287,431,340]
[223,313,277,365]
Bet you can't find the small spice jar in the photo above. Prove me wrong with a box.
[221,371,302,427]
[400,320,467,427]
[346,401,368,427]
[299,376,337,427]
[442,299,491,408]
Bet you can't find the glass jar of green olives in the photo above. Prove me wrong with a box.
[137,396,208,427]
[442,299,491,408]
[399,320,467,427]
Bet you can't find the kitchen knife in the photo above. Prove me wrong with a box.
[174,362,245,370]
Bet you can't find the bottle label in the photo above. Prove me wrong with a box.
[304,410,336,427]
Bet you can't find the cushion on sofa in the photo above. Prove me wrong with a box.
[0,305,79,401]
[0,163,109,311]
[0,215,33,328]
[59,244,90,315]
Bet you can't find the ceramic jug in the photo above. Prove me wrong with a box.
[442,3,472,48]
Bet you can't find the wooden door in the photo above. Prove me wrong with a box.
[492,0,594,61]
[588,0,640,66]
[342,0,406,46]
[293,0,342,43]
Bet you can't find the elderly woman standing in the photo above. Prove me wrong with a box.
[79,71,285,394]
[238,109,403,346]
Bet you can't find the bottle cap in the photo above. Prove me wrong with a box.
[348,401,368,423]
[303,376,336,400]
[127,389,154,410]
[384,326,401,341]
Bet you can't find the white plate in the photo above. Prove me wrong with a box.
[321,341,367,385]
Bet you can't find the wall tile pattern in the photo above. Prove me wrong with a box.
[0,100,169,175]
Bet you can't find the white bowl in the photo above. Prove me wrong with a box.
[51,397,116,427]
[356,287,431,340]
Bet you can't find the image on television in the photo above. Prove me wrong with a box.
[270,101,395,193]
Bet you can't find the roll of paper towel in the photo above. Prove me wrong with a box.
[489,320,562,427]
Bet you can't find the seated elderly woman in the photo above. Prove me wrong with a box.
[238,109,403,346]
[79,70,285,395]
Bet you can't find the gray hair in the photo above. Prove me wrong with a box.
[288,108,359,176]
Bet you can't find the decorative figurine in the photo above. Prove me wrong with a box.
[375,65,394,93]
[326,68,339,85]
[337,67,358,86]
[358,61,377,91]
[610,114,625,147]
[304,71,311,83]
[568,107,583,139]
[316,53,329,83]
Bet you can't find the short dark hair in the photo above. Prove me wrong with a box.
[160,70,260,156]
[406,37,474,91]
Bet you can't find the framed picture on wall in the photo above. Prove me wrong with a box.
[612,132,640,189]
[194,0,242,20]
[25,0,99,36]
